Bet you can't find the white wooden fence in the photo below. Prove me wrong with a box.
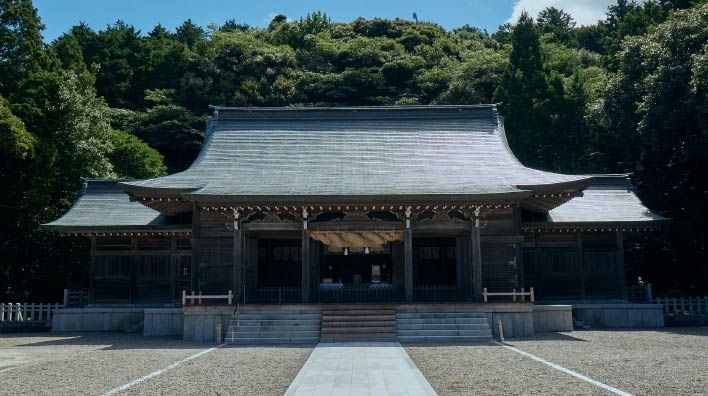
[483,287,535,303]
[182,290,233,306]
[655,296,708,316]
[1,303,62,323]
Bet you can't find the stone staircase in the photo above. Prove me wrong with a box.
[396,309,493,343]
[226,309,322,345]
[320,305,397,342]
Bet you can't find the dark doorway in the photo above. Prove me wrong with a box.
[320,252,392,284]
[413,237,457,285]
[257,239,301,286]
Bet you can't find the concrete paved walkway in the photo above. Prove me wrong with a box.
[285,342,437,396]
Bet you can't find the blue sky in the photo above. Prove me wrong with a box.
[34,0,619,42]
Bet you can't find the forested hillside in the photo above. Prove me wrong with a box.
[1,0,706,299]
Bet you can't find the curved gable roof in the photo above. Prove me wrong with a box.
[121,105,590,203]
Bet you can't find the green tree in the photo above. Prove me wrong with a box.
[109,129,167,179]
[493,12,550,168]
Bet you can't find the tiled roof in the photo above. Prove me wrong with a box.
[42,180,169,231]
[535,176,668,227]
[121,105,590,200]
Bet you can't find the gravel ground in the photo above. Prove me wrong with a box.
[125,345,313,395]
[506,328,708,395]
[0,333,208,395]
[405,343,604,395]
[407,328,708,395]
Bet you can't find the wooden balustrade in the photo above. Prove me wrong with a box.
[181,290,233,306]
[482,287,535,303]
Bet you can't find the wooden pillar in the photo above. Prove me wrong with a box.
[170,235,177,304]
[404,207,414,303]
[616,230,626,300]
[577,231,585,300]
[455,236,464,301]
[513,205,524,289]
[191,203,200,292]
[301,209,310,303]
[232,211,243,303]
[471,208,483,301]
[89,236,96,304]
[130,235,137,304]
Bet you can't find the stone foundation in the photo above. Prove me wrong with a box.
[144,308,184,337]
[573,303,664,328]
[52,308,144,332]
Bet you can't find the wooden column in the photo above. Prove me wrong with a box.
[170,235,177,304]
[89,236,96,304]
[301,209,311,303]
[455,236,464,301]
[577,231,586,300]
[404,207,413,303]
[130,235,137,304]
[190,203,200,292]
[616,230,626,300]
[232,211,243,303]
[471,208,483,301]
[513,205,524,289]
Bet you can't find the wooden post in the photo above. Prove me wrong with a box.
[63,289,69,307]
[232,211,243,303]
[301,209,311,303]
[130,235,137,304]
[530,287,535,303]
[483,287,488,303]
[577,231,585,300]
[191,203,201,292]
[170,235,177,305]
[228,290,233,305]
[616,230,626,300]
[89,236,96,303]
[404,207,413,303]
[182,290,186,306]
[471,208,483,301]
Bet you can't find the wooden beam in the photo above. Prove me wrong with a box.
[404,227,413,303]
[577,231,585,300]
[301,213,311,303]
[191,203,200,292]
[170,235,177,304]
[233,218,243,303]
[471,209,483,301]
[89,236,96,304]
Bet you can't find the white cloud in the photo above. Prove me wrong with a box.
[508,0,644,26]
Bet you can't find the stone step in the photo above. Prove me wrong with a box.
[396,312,487,319]
[321,326,395,334]
[230,319,322,327]
[321,320,397,328]
[228,330,320,338]
[322,314,395,321]
[397,329,492,337]
[396,318,487,325]
[227,336,320,345]
[398,335,492,343]
[396,323,490,331]
[322,309,395,316]
[320,332,397,342]
[228,325,321,332]
[235,313,321,320]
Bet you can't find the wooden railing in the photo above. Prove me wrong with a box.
[251,286,302,304]
[413,284,458,302]
[483,287,535,303]
[656,296,708,316]
[1,303,62,323]
[181,290,233,306]
[319,283,396,303]
[63,289,89,307]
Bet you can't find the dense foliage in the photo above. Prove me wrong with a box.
[0,0,706,299]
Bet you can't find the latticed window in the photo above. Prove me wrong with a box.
[481,243,517,292]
